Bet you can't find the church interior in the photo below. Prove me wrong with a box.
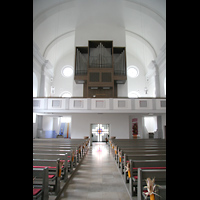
[33,0,166,199]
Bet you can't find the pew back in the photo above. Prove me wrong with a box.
[33,167,49,200]
[137,168,166,200]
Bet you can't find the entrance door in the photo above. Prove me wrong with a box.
[91,124,109,142]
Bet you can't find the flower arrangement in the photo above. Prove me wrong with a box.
[132,123,138,135]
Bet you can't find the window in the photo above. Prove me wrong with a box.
[61,117,71,123]
[60,91,72,97]
[128,91,140,98]
[144,116,157,133]
[127,65,139,78]
[33,113,36,123]
[61,65,73,77]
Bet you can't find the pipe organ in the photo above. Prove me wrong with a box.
[74,40,127,98]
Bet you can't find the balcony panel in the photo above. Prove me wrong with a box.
[91,99,110,110]
[135,99,153,110]
[155,99,166,110]
[69,99,88,110]
[47,98,69,110]
[113,99,131,110]
[33,98,166,113]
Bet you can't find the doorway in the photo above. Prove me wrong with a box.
[91,124,110,142]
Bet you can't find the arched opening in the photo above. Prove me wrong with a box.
[60,91,72,97]
[128,91,140,98]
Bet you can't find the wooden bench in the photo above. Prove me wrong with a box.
[33,138,90,159]
[33,153,70,178]
[129,160,166,196]
[110,138,166,145]
[123,153,166,178]
[33,159,61,194]
[111,142,166,163]
[33,146,82,162]
[111,143,165,164]
[33,138,90,199]
[33,167,49,200]
[137,168,166,200]
[109,138,166,199]
[117,149,166,169]
[33,149,78,167]
[111,143,166,150]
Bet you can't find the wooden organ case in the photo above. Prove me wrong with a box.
[74,40,127,98]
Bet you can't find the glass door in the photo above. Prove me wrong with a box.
[91,124,109,142]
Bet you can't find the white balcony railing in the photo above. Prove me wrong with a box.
[33,98,166,113]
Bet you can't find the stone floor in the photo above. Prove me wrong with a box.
[58,142,132,200]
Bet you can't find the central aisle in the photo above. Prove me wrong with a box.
[59,142,131,200]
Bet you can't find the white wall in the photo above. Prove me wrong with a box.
[33,72,38,97]
[75,23,125,47]
[146,75,156,97]
[118,82,128,97]
[73,81,83,97]
[52,52,75,97]
[33,64,41,97]
[159,68,166,97]
[126,52,146,97]
[71,113,130,139]
[34,113,166,139]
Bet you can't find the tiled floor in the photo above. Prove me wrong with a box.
[58,142,131,200]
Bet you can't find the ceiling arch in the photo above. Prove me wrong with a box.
[43,30,75,58]
[126,30,157,58]
[33,0,166,75]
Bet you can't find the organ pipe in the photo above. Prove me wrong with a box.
[89,43,112,68]
[76,49,87,75]
[114,50,125,75]
[76,42,125,75]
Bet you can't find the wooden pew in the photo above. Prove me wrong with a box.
[33,138,90,174]
[112,142,166,169]
[111,142,166,163]
[33,138,89,159]
[123,154,166,182]
[33,153,70,178]
[33,167,49,200]
[33,159,61,194]
[117,149,166,169]
[33,148,78,167]
[109,138,166,199]
[33,138,89,153]
[33,146,82,162]
[33,138,90,199]
[129,160,166,196]
[137,168,166,200]
[110,139,166,159]
[110,138,166,145]
[114,144,166,149]
[123,153,166,177]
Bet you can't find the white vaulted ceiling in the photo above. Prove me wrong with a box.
[33,0,166,74]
